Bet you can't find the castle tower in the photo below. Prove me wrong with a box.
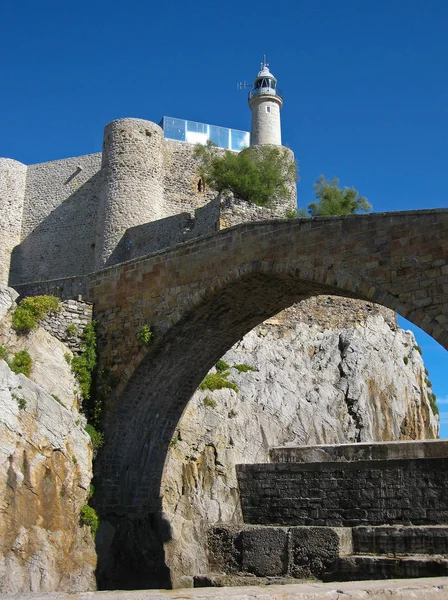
[248,59,283,146]
[95,118,165,269]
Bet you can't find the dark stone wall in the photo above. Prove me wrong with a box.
[237,458,448,527]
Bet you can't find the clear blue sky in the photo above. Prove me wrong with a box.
[1,0,446,433]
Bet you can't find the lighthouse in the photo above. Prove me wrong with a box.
[248,59,283,146]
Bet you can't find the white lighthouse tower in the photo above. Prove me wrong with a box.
[248,59,283,146]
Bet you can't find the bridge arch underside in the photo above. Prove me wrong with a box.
[96,266,446,589]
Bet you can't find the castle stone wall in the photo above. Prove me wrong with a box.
[163,139,218,214]
[0,159,27,285]
[10,153,102,285]
[109,198,220,264]
[40,299,93,352]
[1,118,297,287]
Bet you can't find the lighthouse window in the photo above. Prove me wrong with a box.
[266,106,271,113]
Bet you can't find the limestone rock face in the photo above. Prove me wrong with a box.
[162,297,439,587]
[0,361,96,592]
[0,286,96,592]
[0,287,79,412]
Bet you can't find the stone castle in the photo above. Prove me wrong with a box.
[0,61,295,292]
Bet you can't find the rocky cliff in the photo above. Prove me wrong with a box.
[162,296,439,588]
[0,286,96,593]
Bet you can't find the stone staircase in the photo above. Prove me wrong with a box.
[195,440,448,586]
[330,525,448,581]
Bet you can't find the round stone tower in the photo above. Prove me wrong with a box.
[248,60,283,146]
[95,118,165,269]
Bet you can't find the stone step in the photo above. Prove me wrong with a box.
[353,526,448,556]
[193,573,307,588]
[325,555,448,581]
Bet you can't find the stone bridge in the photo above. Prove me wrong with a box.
[91,209,448,588]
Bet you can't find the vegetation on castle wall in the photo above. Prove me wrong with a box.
[137,324,153,346]
[194,141,298,207]
[70,322,97,401]
[12,295,61,333]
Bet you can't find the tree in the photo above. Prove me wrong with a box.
[307,175,371,217]
[194,141,298,207]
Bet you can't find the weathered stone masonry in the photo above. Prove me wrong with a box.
[238,441,448,527]
[0,117,297,288]
[40,299,93,352]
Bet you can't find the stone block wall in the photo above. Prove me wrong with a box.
[40,299,93,352]
[208,525,351,580]
[163,139,219,215]
[237,441,448,527]
[13,275,92,303]
[108,198,220,264]
[10,154,102,286]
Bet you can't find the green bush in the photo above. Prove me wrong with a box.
[71,322,96,401]
[51,394,66,408]
[10,350,33,377]
[285,206,307,219]
[199,372,238,393]
[429,392,439,417]
[403,356,409,365]
[88,483,95,500]
[85,424,104,452]
[66,323,78,336]
[12,295,60,333]
[12,392,26,410]
[203,396,217,408]
[80,504,99,536]
[413,345,422,355]
[0,346,9,362]
[12,307,36,333]
[233,363,258,373]
[138,324,153,346]
[215,359,230,373]
[308,176,371,216]
[195,142,298,207]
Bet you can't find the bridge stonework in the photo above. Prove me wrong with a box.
[91,209,447,589]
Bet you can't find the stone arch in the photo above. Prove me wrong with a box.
[93,209,448,588]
